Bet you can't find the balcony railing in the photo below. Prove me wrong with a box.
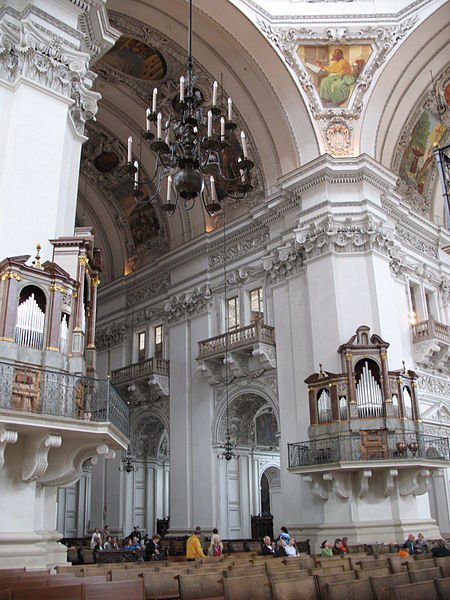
[198,321,275,359]
[0,361,129,437]
[288,433,450,469]
[412,319,450,343]
[110,357,169,385]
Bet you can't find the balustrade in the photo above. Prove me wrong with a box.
[198,321,275,358]
[412,319,450,343]
[288,432,450,468]
[110,357,169,384]
[0,361,129,436]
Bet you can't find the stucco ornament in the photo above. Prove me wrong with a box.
[256,16,417,155]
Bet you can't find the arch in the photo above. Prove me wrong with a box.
[130,406,170,461]
[213,382,279,445]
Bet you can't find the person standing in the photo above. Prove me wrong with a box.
[186,529,206,560]
[208,532,223,557]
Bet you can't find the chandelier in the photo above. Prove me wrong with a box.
[119,445,138,473]
[126,0,254,216]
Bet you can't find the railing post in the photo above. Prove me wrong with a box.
[106,375,111,422]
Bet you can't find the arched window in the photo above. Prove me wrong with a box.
[15,285,46,349]
[402,386,413,420]
[317,388,332,424]
[355,359,383,418]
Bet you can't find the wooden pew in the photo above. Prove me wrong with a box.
[82,579,145,600]
[369,572,409,600]
[270,577,319,600]
[435,576,450,599]
[434,556,450,577]
[10,584,82,600]
[315,571,356,600]
[407,558,436,571]
[355,567,390,579]
[223,575,272,600]
[408,566,443,582]
[177,573,224,600]
[143,571,180,600]
[389,580,439,600]
[326,578,375,600]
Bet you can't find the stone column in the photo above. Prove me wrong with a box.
[0,2,118,262]
[167,306,216,536]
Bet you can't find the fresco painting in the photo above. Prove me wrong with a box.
[297,44,372,108]
[399,110,446,195]
[102,36,167,81]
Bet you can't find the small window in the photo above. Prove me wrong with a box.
[425,291,435,321]
[138,331,146,362]
[154,325,163,358]
[227,297,240,331]
[250,287,264,321]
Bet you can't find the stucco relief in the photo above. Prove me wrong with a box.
[0,14,105,134]
[256,17,417,155]
[208,229,270,268]
[164,284,213,323]
[295,214,395,259]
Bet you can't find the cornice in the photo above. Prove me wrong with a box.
[280,153,398,195]
[235,0,435,24]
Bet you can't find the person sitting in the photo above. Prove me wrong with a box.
[208,533,223,557]
[278,526,290,545]
[123,536,141,551]
[261,536,274,555]
[103,536,115,550]
[403,533,417,555]
[341,537,349,554]
[145,533,163,561]
[431,539,450,557]
[186,529,206,560]
[274,539,287,557]
[284,537,298,557]
[414,533,429,554]
[320,540,333,557]
[333,538,347,555]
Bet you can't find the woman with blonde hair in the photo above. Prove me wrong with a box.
[208,528,223,557]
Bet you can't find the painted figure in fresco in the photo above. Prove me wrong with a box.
[315,49,355,105]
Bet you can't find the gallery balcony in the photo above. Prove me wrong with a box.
[0,360,128,492]
[197,320,276,382]
[288,432,450,472]
[110,357,170,399]
[0,360,129,438]
[287,432,450,501]
[411,319,450,369]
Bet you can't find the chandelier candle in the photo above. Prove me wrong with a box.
[157,113,162,140]
[127,136,132,163]
[220,117,225,142]
[180,76,185,103]
[152,88,158,113]
[145,108,151,132]
[241,131,248,158]
[227,97,233,122]
[212,80,218,107]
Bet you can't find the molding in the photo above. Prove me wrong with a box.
[398,468,432,496]
[22,433,62,483]
[0,427,18,471]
